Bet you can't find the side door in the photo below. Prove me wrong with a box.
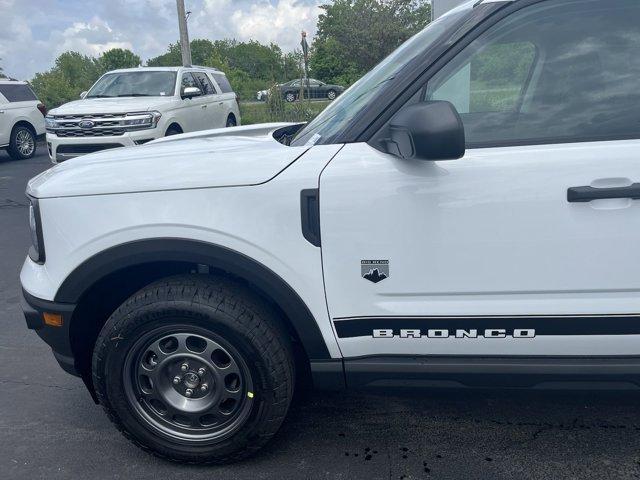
[320,0,640,358]
[193,71,222,129]
[178,72,208,132]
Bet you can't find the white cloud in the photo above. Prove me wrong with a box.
[1,0,324,80]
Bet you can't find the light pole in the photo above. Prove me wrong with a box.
[176,0,192,66]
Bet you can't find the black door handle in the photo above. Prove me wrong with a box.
[568,183,640,203]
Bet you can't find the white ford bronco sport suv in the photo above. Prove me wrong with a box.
[45,66,240,163]
[0,80,46,160]
[20,0,640,464]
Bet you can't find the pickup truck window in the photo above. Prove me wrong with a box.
[87,71,177,98]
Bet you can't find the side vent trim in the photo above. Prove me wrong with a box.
[301,188,321,247]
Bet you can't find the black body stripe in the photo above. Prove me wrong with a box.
[333,316,640,339]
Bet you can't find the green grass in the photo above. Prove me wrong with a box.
[240,100,331,125]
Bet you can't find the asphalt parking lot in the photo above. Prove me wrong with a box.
[4,148,640,479]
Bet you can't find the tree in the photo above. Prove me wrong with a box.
[0,58,5,79]
[98,48,141,74]
[31,52,100,108]
[310,0,431,85]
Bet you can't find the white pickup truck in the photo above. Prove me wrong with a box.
[20,0,640,465]
[45,66,240,163]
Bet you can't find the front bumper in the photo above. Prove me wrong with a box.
[21,288,78,376]
[46,128,161,163]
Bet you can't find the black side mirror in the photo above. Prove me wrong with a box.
[388,101,465,161]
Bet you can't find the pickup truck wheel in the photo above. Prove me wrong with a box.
[285,92,296,103]
[8,126,36,160]
[92,274,294,464]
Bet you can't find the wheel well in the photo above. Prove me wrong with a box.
[12,120,36,136]
[227,113,236,123]
[166,123,183,135]
[69,260,314,391]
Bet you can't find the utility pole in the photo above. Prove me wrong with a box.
[176,0,192,66]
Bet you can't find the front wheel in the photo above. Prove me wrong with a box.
[8,126,36,160]
[92,275,294,464]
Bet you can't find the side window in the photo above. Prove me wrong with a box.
[193,72,217,95]
[181,73,199,95]
[425,0,640,147]
[211,73,234,94]
[0,84,37,102]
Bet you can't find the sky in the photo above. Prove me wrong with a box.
[0,0,325,81]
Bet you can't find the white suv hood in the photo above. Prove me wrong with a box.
[28,123,309,198]
[49,97,173,115]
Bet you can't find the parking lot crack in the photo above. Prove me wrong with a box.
[0,378,83,391]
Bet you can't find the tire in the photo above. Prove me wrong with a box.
[92,274,294,464]
[285,92,296,103]
[226,115,237,128]
[8,125,36,160]
[165,126,182,137]
[326,90,337,101]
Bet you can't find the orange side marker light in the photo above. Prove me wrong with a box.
[43,313,63,327]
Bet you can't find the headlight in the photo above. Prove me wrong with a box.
[28,197,45,264]
[121,111,162,130]
[45,116,58,130]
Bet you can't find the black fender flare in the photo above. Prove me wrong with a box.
[55,238,331,359]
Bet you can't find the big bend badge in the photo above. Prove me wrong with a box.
[361,260,389,283]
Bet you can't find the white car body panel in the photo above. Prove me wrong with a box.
[45,67,240,163]
[20,138,344,358]
[29,124,308,198]
[320,141,640,358]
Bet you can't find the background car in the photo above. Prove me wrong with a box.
[257,78,345,102]
[44,66,240,163]
[0,80,46,160]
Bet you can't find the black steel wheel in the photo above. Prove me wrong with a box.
[93,274,294,464]
[124,328,253,443]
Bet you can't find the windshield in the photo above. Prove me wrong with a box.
[86,71,177,98]
[291,2,474,146]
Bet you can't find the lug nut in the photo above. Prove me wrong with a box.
[197,367,206,376]
[200,383,208,392]
[173,375,181,385]
[185,388,193,397]
[180,362,189,372]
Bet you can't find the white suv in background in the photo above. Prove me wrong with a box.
[45,66,240,163]
[0,80,46,160]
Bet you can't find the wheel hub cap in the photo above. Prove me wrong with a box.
[123,329,254,442]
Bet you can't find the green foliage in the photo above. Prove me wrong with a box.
[147,38,303,100]
[98,48,141,74]
[310,0,431,86]
[240,100,330,125]
[31,49,141,108]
